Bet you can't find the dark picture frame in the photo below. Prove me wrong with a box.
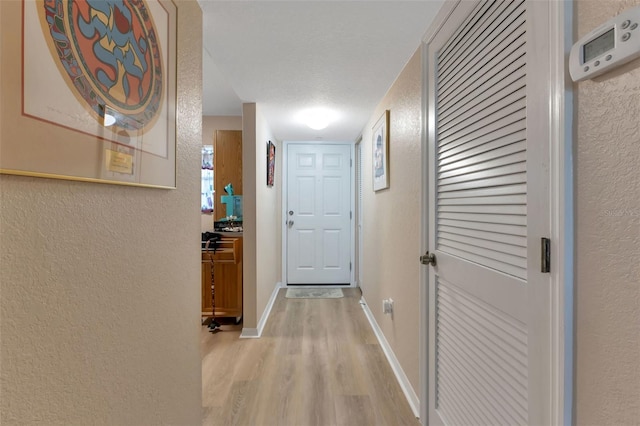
[267,140,276,187]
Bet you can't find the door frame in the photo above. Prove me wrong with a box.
[355,136,364,289]
[281,140,357,288]
[418,1,575,424]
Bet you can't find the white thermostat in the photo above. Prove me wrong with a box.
[569,5,640,82]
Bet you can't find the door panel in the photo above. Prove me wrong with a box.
[287,144,351,284]
[297,176,315,214]
[323,230,341,268]
[323,177,342,215]
[296,230,315,268]
[436,277,528,425]
[427,0,552,424]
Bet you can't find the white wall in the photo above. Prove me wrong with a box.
[242,103,282,331]
[574,0,640,423]
[201,115,242,232]
[360,48,423,393]
[0,1,203,424]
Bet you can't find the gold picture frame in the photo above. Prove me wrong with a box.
[372,110,390,191]
[0,0,178,188]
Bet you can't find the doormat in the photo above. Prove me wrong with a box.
[285,288,344,299]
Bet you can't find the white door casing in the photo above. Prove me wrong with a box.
[355,139,364,288]
[422,0,567,424]
[285,143,352,285]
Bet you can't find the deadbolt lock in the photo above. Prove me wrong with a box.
[420,251,436,266]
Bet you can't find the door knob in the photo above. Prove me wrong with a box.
[420,251,436,266]
[288,220,294,227]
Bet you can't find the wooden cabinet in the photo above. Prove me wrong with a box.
[214,130,242,220]
[201,236,243,318]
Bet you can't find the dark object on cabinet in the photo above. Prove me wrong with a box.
[201,232,222,250]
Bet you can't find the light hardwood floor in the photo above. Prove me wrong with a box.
[201,288,420,426]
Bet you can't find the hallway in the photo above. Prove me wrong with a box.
[201,288,419,426]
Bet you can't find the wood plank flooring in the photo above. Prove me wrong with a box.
[201,288,419,426]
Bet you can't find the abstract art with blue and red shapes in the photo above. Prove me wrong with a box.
[40,0,164,131]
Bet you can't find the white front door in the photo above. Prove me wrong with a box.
[426,0,554,424]
[286,143,352,285]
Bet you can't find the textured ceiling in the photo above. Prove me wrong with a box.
[199,0,444,141]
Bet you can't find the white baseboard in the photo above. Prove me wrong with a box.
[257,281,281,335]
[360,295,420,418]
[239,327,259,338]
[240,281,281,339]
[282,284,354,288]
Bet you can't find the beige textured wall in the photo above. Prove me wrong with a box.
[242,103,258,329]
[201,115,242,232]
[361,48,422,393]
[575,1,640,424]
[241,104,281,331]
[202,116,243,143]
[255,105,282,318]
[0,1,203,424]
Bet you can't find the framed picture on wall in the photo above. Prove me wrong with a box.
[267,140,276,187]
[372,110,390,191]
[0,0,178,188]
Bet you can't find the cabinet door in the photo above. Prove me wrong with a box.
[201,237,243,318]
[201,260,213,315]
[214,130,242,219]
[213,263,242,317]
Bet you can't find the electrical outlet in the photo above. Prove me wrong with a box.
[382,298,394,315]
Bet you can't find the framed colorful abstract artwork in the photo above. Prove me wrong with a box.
[0,0,177,188]
[266,140,275,187]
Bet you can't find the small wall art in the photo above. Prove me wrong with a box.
[372,110,390,191]
[267,140,276,187]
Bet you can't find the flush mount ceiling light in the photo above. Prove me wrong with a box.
[297,108,338,130]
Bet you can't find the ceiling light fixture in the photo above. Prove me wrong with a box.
[298,108,337,130]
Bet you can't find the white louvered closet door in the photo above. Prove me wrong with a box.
[426,0,552,425]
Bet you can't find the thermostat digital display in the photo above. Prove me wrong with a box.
[569,6,640,82]
[583,29,614,63]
